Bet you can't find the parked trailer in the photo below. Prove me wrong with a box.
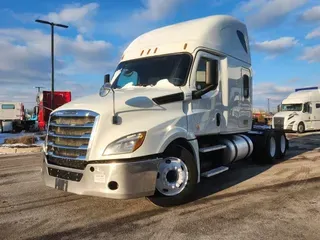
[0,102,25,133]
[36,91,72,131]
[272,87,320,133]
[42,15,288,206]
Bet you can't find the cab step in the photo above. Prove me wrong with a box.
[201,166,229,178]
[199,144,226,153]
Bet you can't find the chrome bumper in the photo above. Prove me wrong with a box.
[42,154,162,199]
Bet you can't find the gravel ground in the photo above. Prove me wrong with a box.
[0,132,319,240]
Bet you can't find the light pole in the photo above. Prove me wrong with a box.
[34,86,45,93]
[35,19,68,110]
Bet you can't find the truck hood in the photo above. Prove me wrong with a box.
[53,86,183,115]
[273,111,299,120]
[51,86,188,161]
[273,111,299,118]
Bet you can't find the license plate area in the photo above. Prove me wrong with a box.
[55,178,68,191]
[48,167,83,182]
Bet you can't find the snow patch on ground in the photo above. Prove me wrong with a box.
[0,132,45,146]
[1,143,42,148]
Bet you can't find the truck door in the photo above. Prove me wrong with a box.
[187,51,222,136]
[312,102,320,129]
[303,102,312,130]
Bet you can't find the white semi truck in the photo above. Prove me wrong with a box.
[42,15,288,206]
[0,102,25,133]
[272,87,320,133]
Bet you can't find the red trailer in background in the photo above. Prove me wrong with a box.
[37,91,71,130]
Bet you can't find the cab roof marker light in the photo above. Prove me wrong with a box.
[184,43,188,50]
[147,49,151,55]
[154,47,158,53]
[140,50,144,56]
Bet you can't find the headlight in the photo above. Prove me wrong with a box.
[103,132,146,155]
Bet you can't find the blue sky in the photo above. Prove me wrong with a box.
[0,0,319,111]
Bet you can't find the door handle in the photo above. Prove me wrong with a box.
[216,113,221,127]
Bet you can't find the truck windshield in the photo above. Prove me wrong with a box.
[281,104,302,111]
[111,54,192,89]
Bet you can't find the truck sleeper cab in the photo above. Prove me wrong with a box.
[272,87,320,133]
[42,15,288,206]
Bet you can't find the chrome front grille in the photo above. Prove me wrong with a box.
[46,110,99,170]
[274,117,284,129]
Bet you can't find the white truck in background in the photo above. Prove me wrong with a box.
[42,15,288,207]
[272,87,320,133]
[0,102,25,133]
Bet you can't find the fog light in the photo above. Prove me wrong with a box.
[108,181,118,190]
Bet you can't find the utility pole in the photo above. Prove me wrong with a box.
[267,98,270,113]
[35,19,68,110]
[34,86,45,93]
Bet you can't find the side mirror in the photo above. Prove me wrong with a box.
[100,82,112,97]
[205,60,218,87]
[104,74,110,83]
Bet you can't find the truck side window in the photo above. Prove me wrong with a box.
[196,58,218,90]
[316,103,320,109]
[237,30,248,53]
[1,104,15,109]
[243,74,249,98]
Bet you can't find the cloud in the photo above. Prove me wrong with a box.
[253,82,295,109]
[238,0,308,29]
[300,45,320,63]
[41,3,99,34]
[133,0,185,21]
[251,37,299,57]
[0,28,113,76]
[0,27,114,108]
[300,5,320,22]
[305,27,320,39]
[287,78,300,83]
[109,0,187,37]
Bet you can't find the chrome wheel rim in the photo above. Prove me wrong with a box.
[280,135,286,153]
[269,137,276,157]
[156,157,188,196]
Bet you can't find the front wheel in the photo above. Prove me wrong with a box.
[147,144,198,207]
[297,122,305,134]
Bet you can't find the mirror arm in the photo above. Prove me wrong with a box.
[192,84,215,99]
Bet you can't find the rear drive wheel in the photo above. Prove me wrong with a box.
[276,132,288,159]
[147,144,198,207]
[262,132,277,164]
[297,122,305,134]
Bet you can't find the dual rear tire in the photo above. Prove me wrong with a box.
[251,130,288,164]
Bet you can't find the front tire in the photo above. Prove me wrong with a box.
[147,144,198,207]
[297,122,305,134]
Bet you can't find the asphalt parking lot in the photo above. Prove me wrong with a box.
[1,132,319,240]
